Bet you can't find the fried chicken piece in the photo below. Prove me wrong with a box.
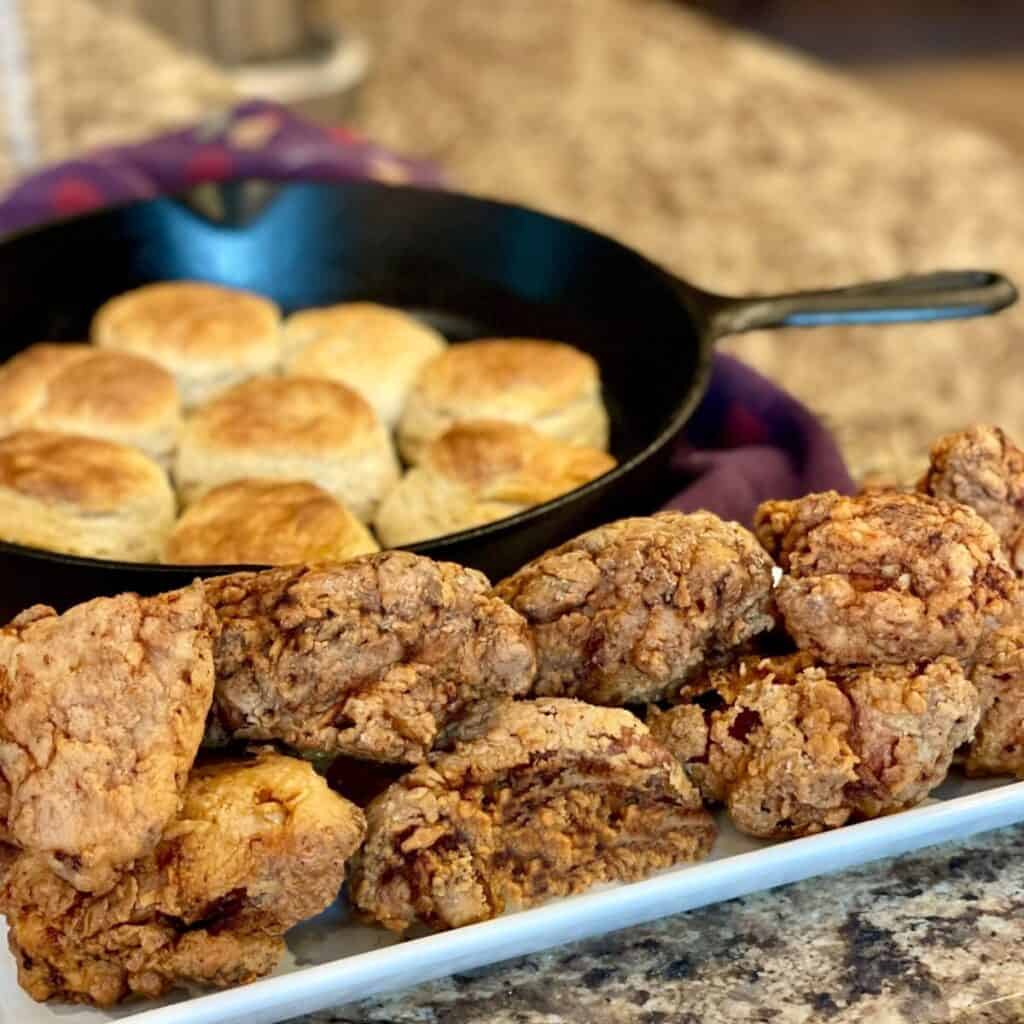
[965,623,1024,777]
[1,751,366,1007]
[920,425,1024,574]
[350,698,715,933]
[0,584,217,893]
[206,552,536,764]
[649,654,979,838]
[650,654,857,837]
[842,659,980,816]
[755,490,1015,665]
[493,512,776,705]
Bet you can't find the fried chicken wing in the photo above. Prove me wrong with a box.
[755,490,1014,665]
[0,584,217,893]
[649,654,979,838]
[1,751,366,1006]
[920,425,1024,574]
[350,698,715,933]
[493,512,776,705]
[205,552,537,764]
[965,622,1024,778]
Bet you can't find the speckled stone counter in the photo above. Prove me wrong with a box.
[305,824,1024,1024]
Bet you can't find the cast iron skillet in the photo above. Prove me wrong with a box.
[0,179,1015,617]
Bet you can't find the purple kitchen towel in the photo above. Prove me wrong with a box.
[0,99,853,524]
[0,99,443,236]
[668,355,854,524]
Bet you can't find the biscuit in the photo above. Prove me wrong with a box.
[0,430,175,561]
[174,376,399,521]
[0,343,93,435]
[375,420,615,545]
[397,338,609,463]
[91,281,282,408]
[0,344,182,462]
[164,479,380,565]
[283,302,447,427]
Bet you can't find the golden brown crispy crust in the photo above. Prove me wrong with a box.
[164,479,379,565]
[206,552,537,763]
[965,622,1024,778]
[651,654,979,838]
[841,658,979,816]
[651,654,857,837]
[397,338,609,462]
[0,584,217,892]
[350,698,715,933]
[184,376,377,453]
[0,344,93,433]
[0,429,169,512]
[374,420,617,546]
[283,302,447,427]
[414,339,600,412]
[427,420,614,495]
[755,490,1015,665]
[494,511,777,704]
[35,350,177,426]
[92,281,280,360]
[1,751,365,1007]
[920,425,1024,574]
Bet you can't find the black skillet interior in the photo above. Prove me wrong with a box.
[0,180,708,615]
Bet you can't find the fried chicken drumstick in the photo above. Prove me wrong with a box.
[0,584,217,893]
[1,751,365,1007]
[755,490,1014,665]
[206,551,536,763]
[494,511,776,704]
[649,654,980,838]
[350,698,715,933]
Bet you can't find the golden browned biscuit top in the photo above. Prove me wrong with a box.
[91,281,280,359]
[39,350,178,424]
[185,376,378,452]
[427,420,615,500]
[416,339,599,412]
[0,430,168,512]
[164,479,379,565]
[285,302,445,367]
[0,343,93,427]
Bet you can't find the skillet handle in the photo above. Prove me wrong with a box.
[693,269,1017,341]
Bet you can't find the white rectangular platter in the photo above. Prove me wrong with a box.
[3,773,1023,1024]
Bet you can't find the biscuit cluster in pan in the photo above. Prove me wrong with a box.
[2,424,1024,1008]
[0,282,617,565]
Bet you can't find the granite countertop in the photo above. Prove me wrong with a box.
[10,2,1024,1021]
